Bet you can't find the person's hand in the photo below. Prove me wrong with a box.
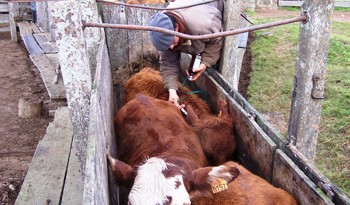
[168,89,180,106]
[186,63,206,81]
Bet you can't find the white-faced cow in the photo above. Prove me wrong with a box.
[109,94,240,205]
[123,67,236,166]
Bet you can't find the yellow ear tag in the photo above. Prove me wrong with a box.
[211,177,228,194]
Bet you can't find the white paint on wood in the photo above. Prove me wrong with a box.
[49,0,92,177]
[79,0,101,81]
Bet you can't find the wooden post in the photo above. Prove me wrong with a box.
[49,0,92,176]
[219,0,242,90]
[79,0,101,81]
[8,2,18,41]
[288,0,334,162]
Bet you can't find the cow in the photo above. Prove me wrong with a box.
[109,94,240,205]
[190,161,298,205]
[123,67,236,165]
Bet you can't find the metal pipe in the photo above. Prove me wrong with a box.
[6,0,66,2]
[96,0,219,10]
[83,15,308,40]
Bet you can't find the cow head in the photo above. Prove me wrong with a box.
[107,155,239,205]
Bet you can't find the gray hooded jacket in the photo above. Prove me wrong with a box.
[159,0,224,90]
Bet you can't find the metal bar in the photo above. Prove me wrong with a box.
[6,0,66,2]
[83,15,307,40]
[96,0,219,10]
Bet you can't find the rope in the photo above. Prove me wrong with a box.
[177,76,208,103]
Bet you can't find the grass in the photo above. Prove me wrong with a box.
[247,13,350,197]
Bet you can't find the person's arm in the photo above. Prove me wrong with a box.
[159,50,181,105]
[189,15,223,81]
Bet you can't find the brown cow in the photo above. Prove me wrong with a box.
[190,161,298,205]
[123,67,236,166]
[109,94,240,205]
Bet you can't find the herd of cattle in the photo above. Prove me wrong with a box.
[107,68,298,205]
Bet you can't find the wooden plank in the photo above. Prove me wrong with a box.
[61,142,84,205]
[0,13,9,23]
[22,35,44,55]
[30,54,66,99]
[33,33,58,53]
[279,1,304,7]
[285,145,350,205]
[126,6,143,71]
[141,5,160,66]
[0,27,9,32]
[0,4,9,12]
[26,21,41,33]
[17,21,32,35]
[279,1,350,7]
[15,107,73,205]
[335,1,350,7]
[102,5,128,70]
[273,149,334,205]
[84,30,116,205]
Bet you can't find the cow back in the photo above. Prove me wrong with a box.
[190,161,297,205]
[115,94,207,169]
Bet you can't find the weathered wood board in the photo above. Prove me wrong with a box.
[84,29,118,205]
[0,13,9,24]
[102,5,128,70]
[102,4,162,71]
[0,3,8,13]
[21,35,44,55]
[279,1,350,7]
[33,33,58,53]
[273,149,334,205]
[15,107,74,205]
[17,21,41,36]
[30,53,66,100]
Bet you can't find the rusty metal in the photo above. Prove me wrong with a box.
[6,0,65,2]
[83,15,307,40]
[96,0,219,10]
[311,75,325,99]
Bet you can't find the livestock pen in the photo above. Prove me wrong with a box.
[13,0,350,205]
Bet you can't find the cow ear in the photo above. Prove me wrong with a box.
[189,162,240,193]
[185,104,199,125]
[107,154,134,184]
[218,100,232,122]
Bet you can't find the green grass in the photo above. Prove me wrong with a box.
[248,15,350,197]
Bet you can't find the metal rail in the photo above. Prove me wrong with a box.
[83,15,308,40]
[6,0,65,2]
[96,0,219,10]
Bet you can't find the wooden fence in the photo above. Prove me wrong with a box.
[279,0,350,7]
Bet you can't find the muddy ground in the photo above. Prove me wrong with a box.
[0,32,67,205]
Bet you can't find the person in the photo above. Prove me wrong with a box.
[148,0,224,107]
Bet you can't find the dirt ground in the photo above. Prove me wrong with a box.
[0,8,348,205]
[0,32,67,205]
